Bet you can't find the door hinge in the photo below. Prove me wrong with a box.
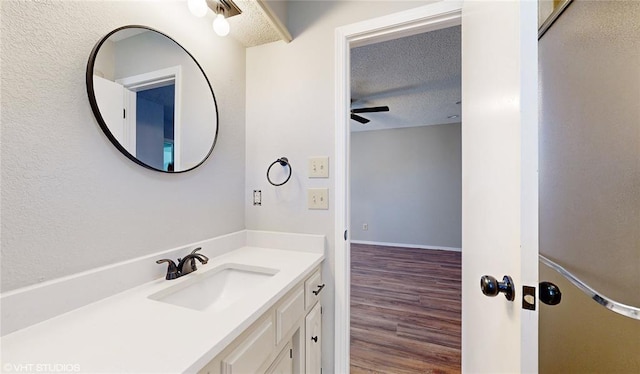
[123,108,126,119]
[344,230,348,240]
[289,348,293,359]
[320,306,323,315]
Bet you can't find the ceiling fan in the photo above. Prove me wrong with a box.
[350,105,389,124]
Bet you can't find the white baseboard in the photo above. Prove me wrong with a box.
[350,240,461,252]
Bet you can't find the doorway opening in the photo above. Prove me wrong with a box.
[333,3,463,372]
[136,84,176,171]
[117,66,182,171]
[348,25,462,373]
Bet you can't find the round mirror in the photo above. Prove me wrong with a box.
[86,26,218,173]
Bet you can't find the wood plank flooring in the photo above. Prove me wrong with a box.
[350,243,461,374]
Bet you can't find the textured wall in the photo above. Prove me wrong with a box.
[245,1,432,371]
[539,0,640,371]
[350,124,461,248]
[1,1,246,292]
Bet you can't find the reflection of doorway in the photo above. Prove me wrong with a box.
[118,66,182,171]
[136,85,175,171]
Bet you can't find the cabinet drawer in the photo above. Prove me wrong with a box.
[276,286,305,344]
[304,270,323,309]
[221,316,275,374]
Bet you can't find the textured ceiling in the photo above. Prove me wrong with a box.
[350,25,461,132]
[229,0,284,47]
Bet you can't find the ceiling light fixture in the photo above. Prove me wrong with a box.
[213,7,230,36]
[187,0,242,37]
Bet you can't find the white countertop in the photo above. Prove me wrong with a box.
[1,246,323,373]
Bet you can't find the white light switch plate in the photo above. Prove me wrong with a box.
[309,157,329,178]
[308,188,329,210]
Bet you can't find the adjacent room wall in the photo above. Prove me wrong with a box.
[350,124,461,249]
[245,1,433,371]
[1,1,246,292]
[539,0,640,371]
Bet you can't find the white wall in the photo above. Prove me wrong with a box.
[245,1,432,371]
[350,124,461,249]
[539,0,640,371]
[1,1,246,292]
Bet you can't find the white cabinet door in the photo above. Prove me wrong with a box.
[305,303,322,374]
[276,286,304,343]
[266,342,293,374]
[221,317,275,374]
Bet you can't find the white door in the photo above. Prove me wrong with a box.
[93,76,137,155]
[93,76,125,145]
[305,303,322,374]
[335,1,539,373]
[461,1,538,373]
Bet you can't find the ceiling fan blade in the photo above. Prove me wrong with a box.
[351,114,370,124]
[351,106,389,114]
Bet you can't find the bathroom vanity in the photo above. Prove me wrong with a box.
[1,231,324,373]
[198,266,322,374]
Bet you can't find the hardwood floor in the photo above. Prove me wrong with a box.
[350,243,461,374]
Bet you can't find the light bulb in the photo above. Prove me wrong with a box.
[187,0,208,17]
[213,13,230,36]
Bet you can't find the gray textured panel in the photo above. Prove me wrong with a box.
[351,25,461,132]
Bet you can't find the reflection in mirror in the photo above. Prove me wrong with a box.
[87,26,218,172]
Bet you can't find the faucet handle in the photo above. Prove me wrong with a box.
[156,259,179,280]
[191,247,209,262]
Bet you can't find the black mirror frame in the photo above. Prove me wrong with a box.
[86,25,219,173]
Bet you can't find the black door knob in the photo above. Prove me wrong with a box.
[480,275,515,301]
[539,281,562,305]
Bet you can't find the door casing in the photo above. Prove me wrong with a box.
[333,2,463,373]
[333,1,539,372]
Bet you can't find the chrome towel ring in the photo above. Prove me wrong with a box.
[267,157,292,186]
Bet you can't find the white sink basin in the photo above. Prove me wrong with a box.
[149,263,279,312]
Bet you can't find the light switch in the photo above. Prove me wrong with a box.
[253,190,261,206]
[308,188,329,210]
[309,157,329,178]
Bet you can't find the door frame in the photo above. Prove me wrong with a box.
[117,66,183,169]
[333,2,463,372]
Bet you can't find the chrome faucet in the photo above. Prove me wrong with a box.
[156,247,208,280]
